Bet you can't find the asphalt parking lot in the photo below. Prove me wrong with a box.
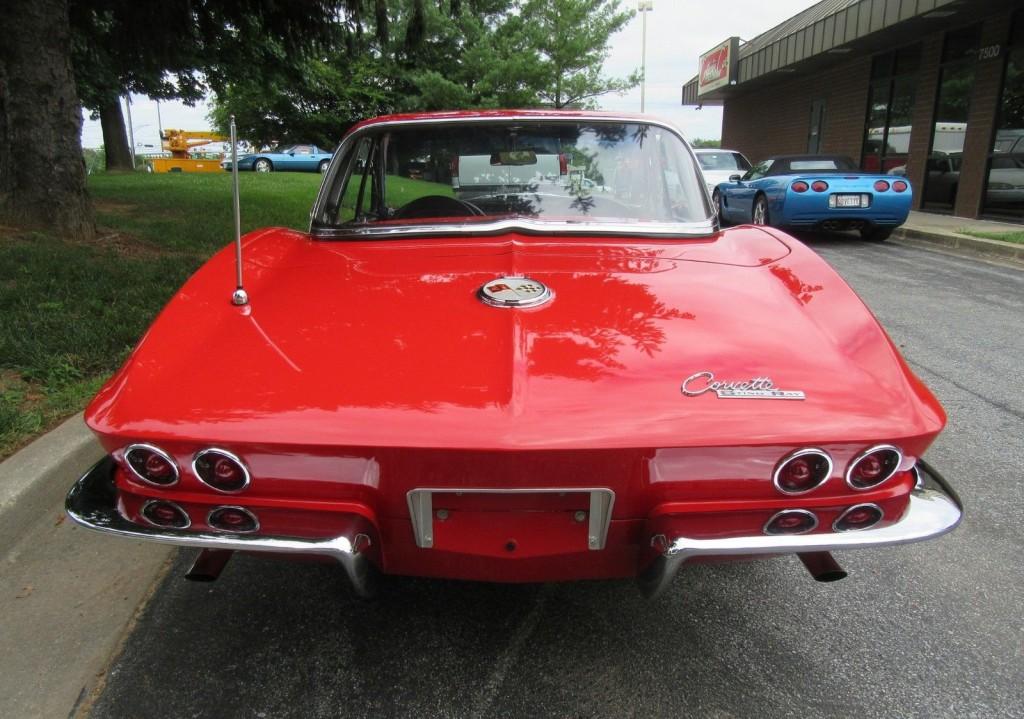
[88,236,1023,719]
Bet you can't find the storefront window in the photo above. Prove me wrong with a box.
[861,46,919,174]
[923,26,981,211]
[982,13,1024,221]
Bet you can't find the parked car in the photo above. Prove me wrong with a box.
[693,148,751,195]
[66,111,960,599]
[715,154,912,241]
[222,144,333,173]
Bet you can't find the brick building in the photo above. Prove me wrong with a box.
[682,0,1024,222]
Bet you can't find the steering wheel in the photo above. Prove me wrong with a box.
[392,195,484,220]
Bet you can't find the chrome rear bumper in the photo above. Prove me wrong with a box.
[65,457,377,597]
[638,460,962,598]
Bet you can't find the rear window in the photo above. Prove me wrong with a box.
[790,159,851,171]
[696,152,750,172]
[312,120,712,234]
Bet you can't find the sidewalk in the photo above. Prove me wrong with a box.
[0,415,173,718]
[894,210,1023,264]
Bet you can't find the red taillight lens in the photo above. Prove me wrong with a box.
[846,445,902,489]
[764,509,818,535]
[141,500,190,529]
[791,181,809,193]
[193,449,250,493]
[892,180,908,192]
[874,180,890,192]
[811,180,829,192]
[774,449,833,494]
[124,445,179,486]
[208,506,259,533]
[559,153,568,175]
[834,504,883,532]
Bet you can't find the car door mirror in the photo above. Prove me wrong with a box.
[729,174,742,183]
[289,152,295,156]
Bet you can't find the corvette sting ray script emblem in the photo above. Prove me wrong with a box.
[681,371,806,400]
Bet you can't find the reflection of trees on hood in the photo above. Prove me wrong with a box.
[529,273,695,381]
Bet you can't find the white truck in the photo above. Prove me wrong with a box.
[452,150,566,195]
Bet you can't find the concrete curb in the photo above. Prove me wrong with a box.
[892,227,1024,264]
[0,412,102,549]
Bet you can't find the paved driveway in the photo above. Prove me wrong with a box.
[88,236,1024,719]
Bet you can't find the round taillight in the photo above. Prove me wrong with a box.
[124,444,179,486]
[773,449,833,494]
[892,180,908,192]
[874,180,890,192]
[193,448,250,492]
[834,503,883,532]
[846,445,902,490]
[140,500,190,529]
[791,181,809,193]
[764,509,818,535]
[208,506,259,533]
[811,180,829,192]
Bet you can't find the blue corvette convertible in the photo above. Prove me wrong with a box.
[221,144,334,173]
[714,155,912,241]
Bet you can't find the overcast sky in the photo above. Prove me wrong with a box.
[81,0,816,150]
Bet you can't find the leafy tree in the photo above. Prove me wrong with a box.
[210,0,640,143]
[208,54,395,148]
[69,0,344,169]
[500,0,638,109]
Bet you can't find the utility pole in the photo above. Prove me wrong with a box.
[124,95,136,168]
[639,1,653,112]
[156,100,163,142]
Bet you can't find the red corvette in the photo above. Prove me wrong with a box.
[66,111,961,597]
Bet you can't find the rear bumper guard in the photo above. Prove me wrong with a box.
[65,457,377,597]
[638,460,962,598]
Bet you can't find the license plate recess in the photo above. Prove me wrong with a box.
[407,488,615,552]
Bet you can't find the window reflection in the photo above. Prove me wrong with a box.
[862,46,919,174]
[983,13,1024,220]
[922,26,980,211]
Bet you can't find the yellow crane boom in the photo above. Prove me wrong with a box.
[150,129,231,174]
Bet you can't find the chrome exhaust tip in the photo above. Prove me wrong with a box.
[798,551,847,582]
[185,548,234,582]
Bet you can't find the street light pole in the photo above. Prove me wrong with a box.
[638,1,653,113]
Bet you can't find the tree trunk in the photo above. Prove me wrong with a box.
[0,0,94,240]
[100,98,134,171]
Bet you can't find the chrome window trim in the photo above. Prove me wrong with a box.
[123,443,180,487]
[192,448,252,494]
[207,505,261,534]
[845,444,903,490]
[763,508,819,535]
[772,448,834,495]
[833,503,884,532]
[140,499,191,530]
[309,114,717,239]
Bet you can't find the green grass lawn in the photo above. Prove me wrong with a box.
[957,228,1024,245]
[0,171,321,459]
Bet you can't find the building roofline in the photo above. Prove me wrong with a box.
[683,0,967,105]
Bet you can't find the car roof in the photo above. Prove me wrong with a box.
[764,154,855,163]
[349,109,673,134]
[693,148,743,153]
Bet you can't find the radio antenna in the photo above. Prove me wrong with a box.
[230,115,248,306]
